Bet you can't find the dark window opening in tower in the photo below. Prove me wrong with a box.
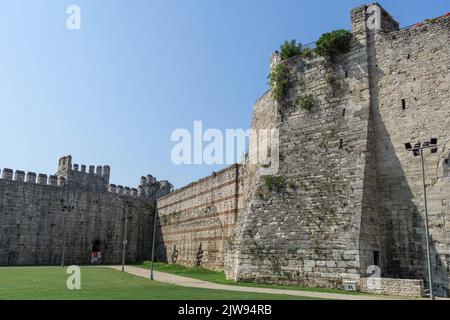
[373,251,380,266]
[92,240,101,252]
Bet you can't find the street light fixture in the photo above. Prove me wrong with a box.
[121,201,132,272]
[405,138,437,300]
[121,216,128,272]
[150,207,158,281]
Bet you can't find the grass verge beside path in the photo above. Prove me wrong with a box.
[135,261,363,296]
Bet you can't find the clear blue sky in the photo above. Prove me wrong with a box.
[0,0,448,188]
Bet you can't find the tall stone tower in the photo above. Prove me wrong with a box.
[56,155,111,192]
[225,3,450,296]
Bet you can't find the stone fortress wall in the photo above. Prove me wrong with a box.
[0,155,171,265]
[369,9,450,296]
[226,5,380,289]
[155,3,450,296]
[227,3,450,295]
[156,164,241,270]
[155,85,279,272]
[1,2,449,298]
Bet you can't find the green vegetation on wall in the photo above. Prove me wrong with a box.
[279,40,316,61]
[295,91,316,112]
[325,74,336,86]
[269,63,291,102]
[300,47,315,58]
[315,30,353,61]
[264,175,286,192]
[280,40,303,61]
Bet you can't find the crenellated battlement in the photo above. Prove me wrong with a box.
[0,157,166,267]
[1,156,172,201]
[58,155,111,184]
[107,184,139,198]
[56,155,112,192]
[106,174,172,199]
[137,174,172,199]
[0,168,66,187]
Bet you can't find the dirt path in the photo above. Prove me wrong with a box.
[107,265,405,300]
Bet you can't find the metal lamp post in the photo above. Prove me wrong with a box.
[405,138,438,300]
[121,201,132,272]
[121,216,129,272]
[150,207,158,280]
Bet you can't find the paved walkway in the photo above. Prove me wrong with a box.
[107,265,404,300]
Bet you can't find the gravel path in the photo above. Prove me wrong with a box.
[107,265,404,300]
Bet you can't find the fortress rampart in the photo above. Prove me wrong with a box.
[1,2,449,297]
[154,3,450,296]
[0,156,171,265]
[156,164,241,270]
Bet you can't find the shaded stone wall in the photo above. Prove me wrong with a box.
[0,179,153,265]
[226,3,450,294]
[0,158,171,266]
[226,11,374,287]
[152,3,450,296]
[156,165,240,270]
[371,12,450,295]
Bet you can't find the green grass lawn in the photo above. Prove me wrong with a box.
[135,262,362,296]
[0,266,318,300]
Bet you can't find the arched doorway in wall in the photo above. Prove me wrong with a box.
[91,240,102,264]
[92,240,101,252]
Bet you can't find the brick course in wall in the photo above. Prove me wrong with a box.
[156,164,240,270]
